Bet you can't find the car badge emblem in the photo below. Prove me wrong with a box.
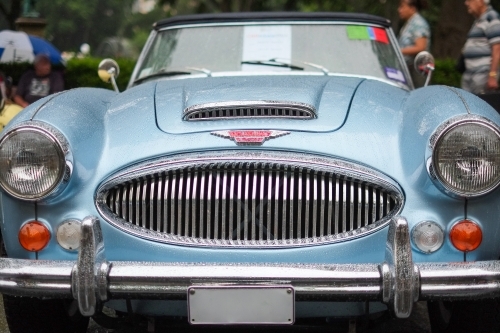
[211,130,290,145]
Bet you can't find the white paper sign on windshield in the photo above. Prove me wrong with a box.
[242,25,292,72]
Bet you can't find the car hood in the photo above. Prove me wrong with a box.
[153,75,373,134]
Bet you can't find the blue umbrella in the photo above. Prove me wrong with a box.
[0,30,65,66]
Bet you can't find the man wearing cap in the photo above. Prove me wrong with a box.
[13,53,64,107]
[461,0,500,94]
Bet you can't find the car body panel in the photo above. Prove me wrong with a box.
[1,12,500,326]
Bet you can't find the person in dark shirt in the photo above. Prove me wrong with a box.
[13,53,64,107]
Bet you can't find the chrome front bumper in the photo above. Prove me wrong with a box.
[0,216,499,319]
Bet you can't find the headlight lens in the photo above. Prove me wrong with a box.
[432,120,500,197]
[0,126,66,200]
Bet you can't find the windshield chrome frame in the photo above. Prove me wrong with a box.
[128,20,413,90]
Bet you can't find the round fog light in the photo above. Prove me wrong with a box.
[450,219,482,252]
[56,219,81,251]
[19,221,51,252]
[411,221,444,253]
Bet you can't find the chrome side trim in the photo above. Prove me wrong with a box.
[183,100,317,121]
[95,151,404,248]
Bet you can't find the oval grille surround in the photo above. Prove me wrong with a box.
[96,152,403,247]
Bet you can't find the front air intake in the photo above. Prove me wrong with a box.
[96,152,403,247]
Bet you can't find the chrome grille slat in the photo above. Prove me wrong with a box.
[335,177,339,235]
[214,168,220,239]
[305,170,310,238]
[149,179,155,231]
[342,179,346,233]
[274,169,279,240]
[170,174,176,234]
[221,170,227,240]
[199,171,205,238]
[312,171,317,238]
[244,169,250,241]
[282,169,287,241]
[350,182,354,232]
[121,187,126,222]
[207,169,212,239]
[177,173,183,236]
[289,172,294,240]
[100,154,403,247]
[128,184,133,223]
[237,167,242,241]
[191,172,197,237]
[141,180,147,229]
[252,171,257,241]
[320,174,325,237]
[259,171,265,241]
[266,168,273,241]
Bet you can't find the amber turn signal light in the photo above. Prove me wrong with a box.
[449,220,482,252]
[18,221,50,252]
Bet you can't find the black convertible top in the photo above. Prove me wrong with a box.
[154,12,391,30]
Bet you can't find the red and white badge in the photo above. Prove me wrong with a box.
[211,130,290,145]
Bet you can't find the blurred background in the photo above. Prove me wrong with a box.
[0,0,494,89]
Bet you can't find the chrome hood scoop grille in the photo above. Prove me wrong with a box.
[183,100,316,121]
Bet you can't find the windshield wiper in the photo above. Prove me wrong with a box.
[241,59,304,71]
[134,70,191,84]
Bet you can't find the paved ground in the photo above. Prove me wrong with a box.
[0,296,431,333]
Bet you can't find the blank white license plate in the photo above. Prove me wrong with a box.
[187,285,295,325]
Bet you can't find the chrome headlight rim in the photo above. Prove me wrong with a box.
[0,121,72,201]
[429,115,500,198]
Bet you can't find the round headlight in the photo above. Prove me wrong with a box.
[432,119,500,197]
[0,125,68,200]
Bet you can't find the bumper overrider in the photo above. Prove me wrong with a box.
[0,216,499,320]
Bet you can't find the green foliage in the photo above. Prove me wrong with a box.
[64,57,135,91]
[0,57,135,92]
[36,0,135,53]
[432,58,462,88]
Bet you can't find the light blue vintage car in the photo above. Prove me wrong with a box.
[1,12,500,333]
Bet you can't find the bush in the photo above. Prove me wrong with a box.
[0,57,135,92]
[65,57,135,91]
[432,58,462,88]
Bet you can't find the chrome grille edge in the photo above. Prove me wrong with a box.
[96,151,404,248]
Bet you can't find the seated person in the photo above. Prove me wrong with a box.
[13,53,64,107]
[0,75,23,131]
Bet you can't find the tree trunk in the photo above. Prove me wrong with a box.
[432,0,473,59]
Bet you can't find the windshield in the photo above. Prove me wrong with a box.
[134,23,409,87]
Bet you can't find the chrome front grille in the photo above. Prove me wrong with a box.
[183,101,316,121]
[97,152,403,247]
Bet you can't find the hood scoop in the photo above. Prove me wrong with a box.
[183,100,316,121]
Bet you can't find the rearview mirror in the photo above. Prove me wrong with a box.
[414,51,435,87]
[98,59,120,92]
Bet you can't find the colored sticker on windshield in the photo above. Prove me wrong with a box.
[368,27,389,44]
[347,26,389,44]
[385,68,406,83]
[346,26,370,40]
